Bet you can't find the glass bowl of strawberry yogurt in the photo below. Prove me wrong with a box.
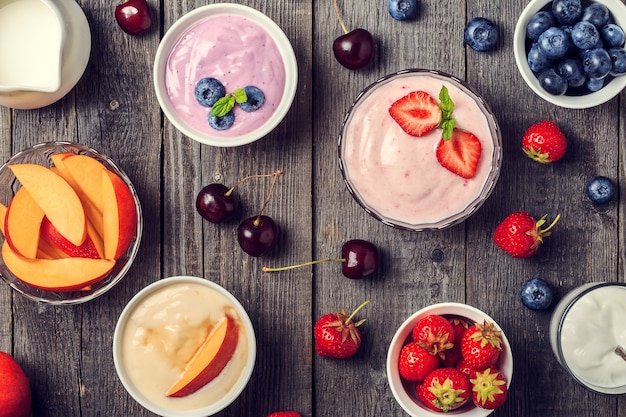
[338,69,502,231]
[154,3,298,147]
[113,276,256,417]
[386,302,513,416]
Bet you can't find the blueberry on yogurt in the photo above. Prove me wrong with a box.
[208,109,235,130]
[195,77,226,107]
[238,86,265,112]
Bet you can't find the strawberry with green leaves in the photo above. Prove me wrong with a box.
[411,314,455,358]
[266,412,302,417]
[313,300,369,359]
[416,367,471,412]
[389,86,482,179]
[493,212,561,258]
[460,321,503,370]
[398,341,440,382]
[471,368,508,409]
[522,120,567,163]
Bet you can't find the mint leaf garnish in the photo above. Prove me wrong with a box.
[211,95,235,117]
[233,88,247,104]
[438,86,456,140]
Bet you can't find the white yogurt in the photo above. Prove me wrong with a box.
[549,283,626,394]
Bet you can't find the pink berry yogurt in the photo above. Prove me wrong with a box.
[164,13,287,138]
[339,70,502,230]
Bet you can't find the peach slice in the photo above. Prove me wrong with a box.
[102,170,137,260]
[40,217,100,259]
[166,315,239,397]
[51,153,105,239]
[1,242,114,292]
[59,154,107,212]
[8,164,86,246]
[4,187,44,259]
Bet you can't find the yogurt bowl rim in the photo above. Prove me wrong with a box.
[112,275,257,417]
[337,68,503,232]
[513,0,626,109]
[386,302,513,417]
[153,3,298,147]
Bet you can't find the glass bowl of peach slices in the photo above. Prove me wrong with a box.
[0,141,142,304]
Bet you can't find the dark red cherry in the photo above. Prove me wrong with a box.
[341,239,379,279]
[237,215,279,257]
[196,183,239,223]
[115,0,152,36]
[333,28,375,70]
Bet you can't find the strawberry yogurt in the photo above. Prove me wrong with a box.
[339,70,501,230]
[164,13,287,138]
[549,282,626,395]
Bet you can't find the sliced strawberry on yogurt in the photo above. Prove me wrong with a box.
[435,129,482,179]
[389,91,442,137]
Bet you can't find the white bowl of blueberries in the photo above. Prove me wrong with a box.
[514,0,626,108]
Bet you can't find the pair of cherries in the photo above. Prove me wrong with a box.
[196,171,282,257]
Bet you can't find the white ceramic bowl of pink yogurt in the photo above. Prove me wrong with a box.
[153,4,298,147]
[338,69,502,231]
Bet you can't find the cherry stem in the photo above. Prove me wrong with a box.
[333,0,348,34]
[262,258,345,273]
[615,345,626,362]
[254,170,283,224]
[346,300,370,326]
[225,170,284,197]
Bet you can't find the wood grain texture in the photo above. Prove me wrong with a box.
[0,0,623,416]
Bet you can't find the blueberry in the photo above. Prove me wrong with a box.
[526,11,556,42]
[194,77,226,107]
[528,43,554,73]
[608,47,626,76]
[585,76,605,92]
[208,109,235,130]
[571,21,600,50]
[551,0,582,26]
[520,278,555,311]
[586,176,616,204]
[558,56,586,87]
[583,48,612,79]
[387,0,418,21]
[238,86,265,112]
[464,17,498,52]
[538,27,572,59]
[581,3,609,28]
[538,68,568,95]
[601,24,626,47]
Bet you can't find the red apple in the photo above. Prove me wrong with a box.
[0,352,31,417]
[115,0,152,36]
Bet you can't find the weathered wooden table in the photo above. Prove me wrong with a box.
[1,0,625,416]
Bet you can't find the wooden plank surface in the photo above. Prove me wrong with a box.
[0,0,624,416]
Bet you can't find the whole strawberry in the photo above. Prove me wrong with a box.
[441,317,470,367]
[266,412,302,417]
[461,321,503,370]
[411,314,455,357]
[493,211,560,258]
[313,300,369,358]
[416,368,471,412]
[522,120,567,163]
[398,341,440,382]
[471,368,508,409]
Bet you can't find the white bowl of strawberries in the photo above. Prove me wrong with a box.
[386,303,513,416]
[0,142,142,304]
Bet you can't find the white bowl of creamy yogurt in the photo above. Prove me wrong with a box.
[113,276,256,417]
[153,3,298,147]
[338,69,502,231]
